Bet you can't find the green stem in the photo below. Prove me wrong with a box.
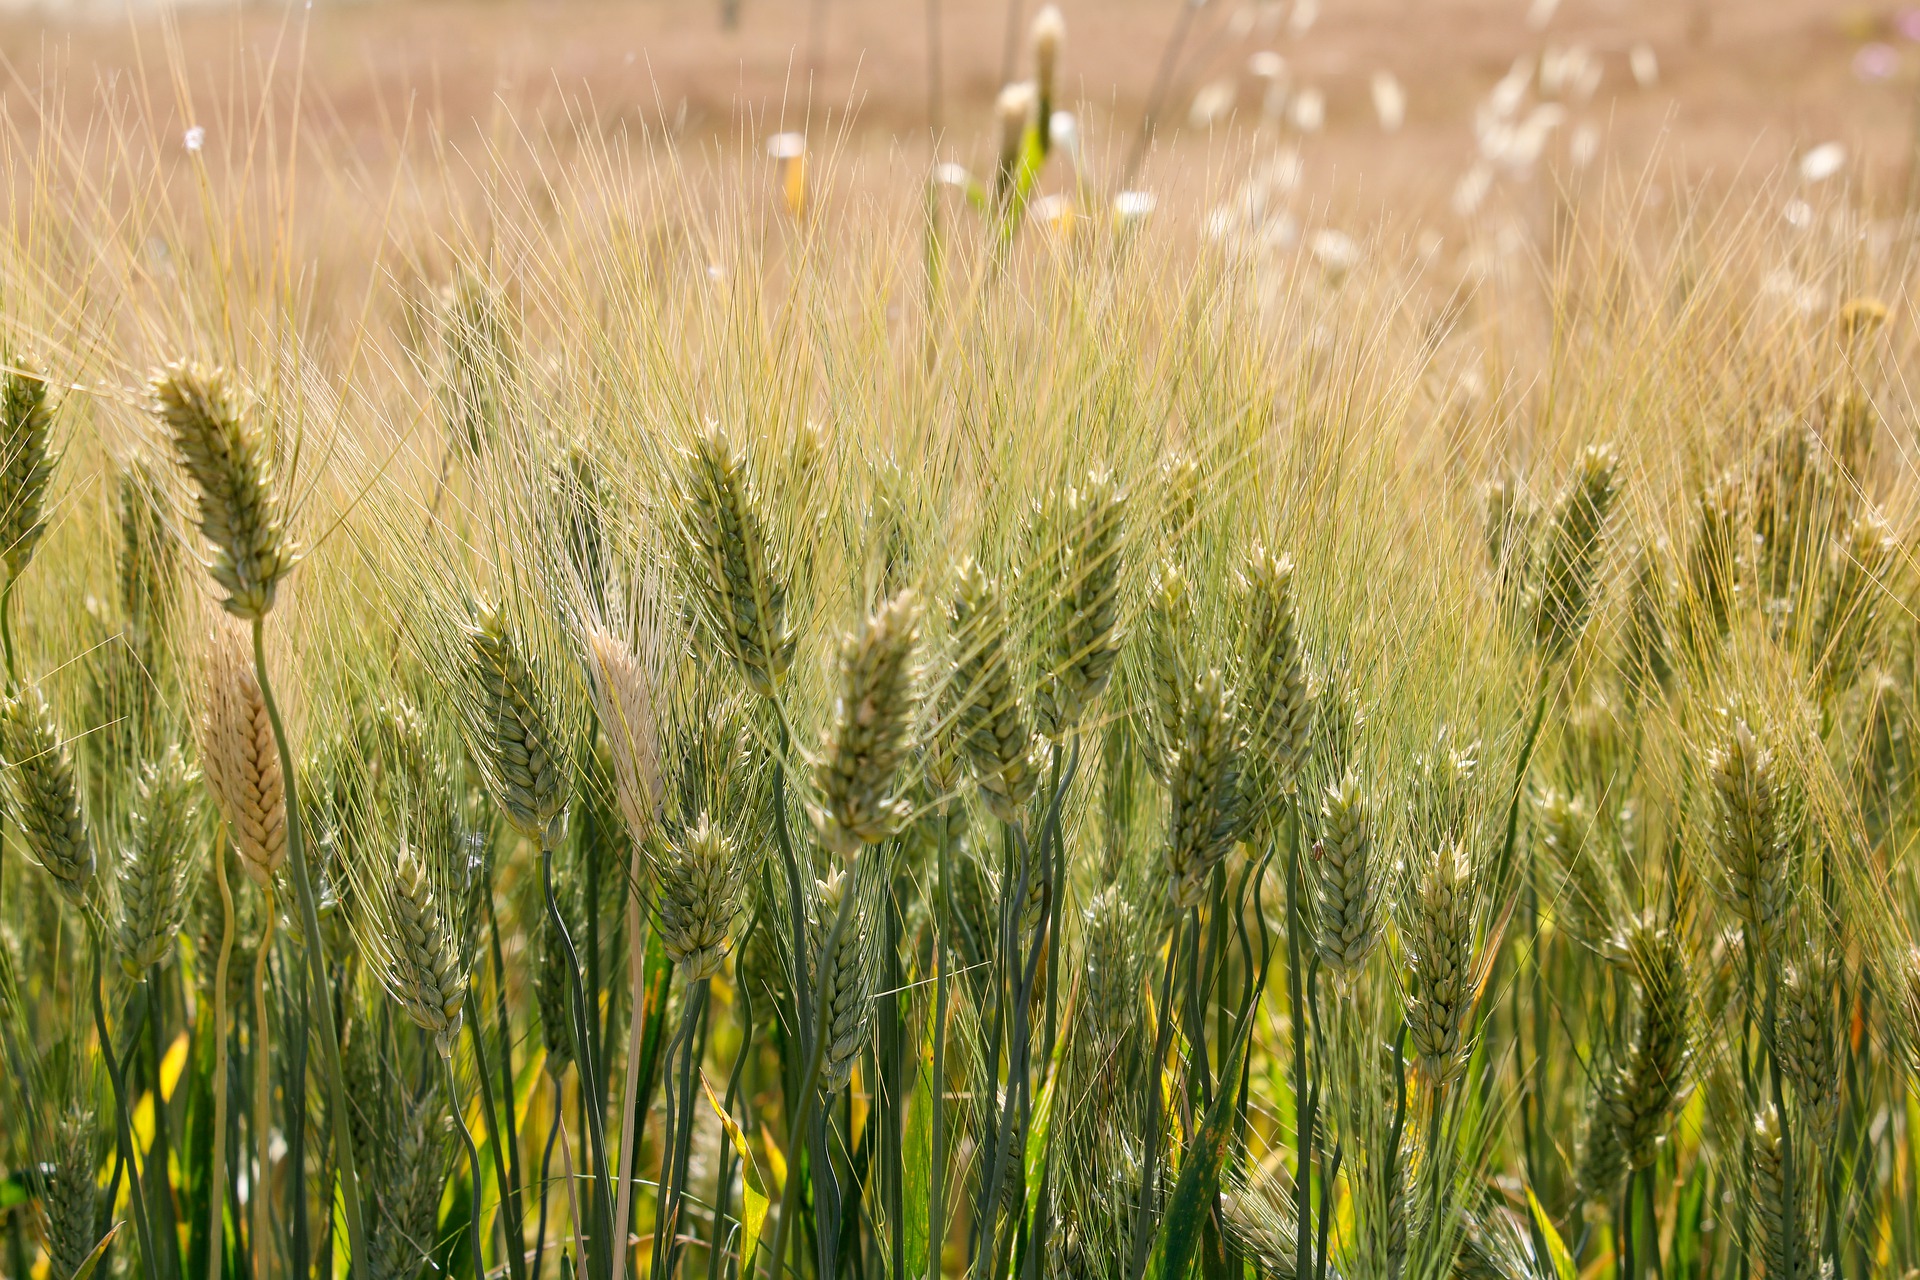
[92,929,158,1280]
[448,1049,492,1280]
[929,810,954,1280]
[543,839,618,1280]
[766,858,864,1280]
[250,615,368,1267]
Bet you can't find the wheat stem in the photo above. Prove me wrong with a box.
[247,616,367,1267]
[252,884,275,1280]
[91,926,158,1279]
[446,1048,491,1280]
[209,839,235,1280]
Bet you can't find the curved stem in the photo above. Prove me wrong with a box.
[534,1075,565,1280]
[542,839,616,1280]
[249,616,367,1266]
[252,886,276,1280]
[92,928,158,1279]
[448,1050,492,1280]
[210,841,236,1280]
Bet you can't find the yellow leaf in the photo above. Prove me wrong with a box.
[132,1091,155,1149]
[760,1124,787,1195]
[159,1032,189,1103]
[703,1074,769,1272]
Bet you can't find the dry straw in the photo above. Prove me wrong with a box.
[198,621,286,888]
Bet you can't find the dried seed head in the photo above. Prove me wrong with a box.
[1707,717,1792,950]
[655,813,745,980]
[199,621,286,888]
[1602,920,1690,1170]
[1313,770,1379,977]
[2,683,93,905]
[1164,667,1246,910]
[675,423,796,698]
[1751,1104,1813,1280]
[148,362,295,621]
[39,1107,100,1280]
[947,558,1039,821]
[1031,471,1127,739]
[810,868,876,1096]
[116,745,202,974]
[1139,557,1194,782]
[1239,544,1311,808]
[460,600,570,844]
[812,590,922,855]
[1778,954,1841,1145]
[585,626,665,843]
[384,844,469,1057]
[1529,443,1620,659]
[1405,841,1477,1084]
[0,359,56,579]
[1839,295,1889,343]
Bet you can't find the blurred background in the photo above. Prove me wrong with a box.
[0,0,1903,215]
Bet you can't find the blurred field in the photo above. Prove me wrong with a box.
[0,0,1907,216]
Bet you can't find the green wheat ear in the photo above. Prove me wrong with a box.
[1163,666,1245,911]
[1,682,93,906]
[1031,470,1127,740]
[148,361,296,622]
[39,1106,104,1280]
[1601,918,1690,1171]
[810,867,876,1096]
[946,557,1039,822]
[811,590,922,856]
[459,598,570,844]
[1238,544,1311,814]
[1708,715,1792,953]
[1405,840,1477,1085]
[384,843,469,1057]
[0,357,56,580]
[115,745,202,976]
[675,422,796,698]
[654,812,746,980]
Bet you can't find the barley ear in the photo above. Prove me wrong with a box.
[460,599,570,844]
[1238,544,1311,811]
[1529,442,1620,660]
[655,813,746,981]
[198,622,286,888]
[812,590,922,856]
[1,682,93,905]
[115,745,202,975]
[1405,841,1477,1085]
[148,362,296,622]
[811,868,877,1096]
[675,422,796,698]
[0,358,57,580]
[1164,667,1246,910]
[1707,716,1791,953]
[1031,471,1127,740]
[947,558,1039,821]
[386,843,470,1057]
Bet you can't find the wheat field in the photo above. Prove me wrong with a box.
[0,3,1915,1280]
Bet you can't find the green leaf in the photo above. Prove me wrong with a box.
[703,1073,769,1272]
[1153,1030,1252,1280]
[903,994,934,1277]
[0,1170,30,1210]
[1526,1189,1575,1280]
[71,1222,122,1280]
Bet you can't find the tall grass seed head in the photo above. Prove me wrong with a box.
[1602,919,1690,1170]
[199,621,286,887]
[0,358,56,580]
[654,812,746,980]
[675,421,797,698]
[461,599,570,844]
[810,867,877,1095]
[946,558,1040,821]
[996,82,1037,180]
[1238,543,1311,809]
[116,745,202,974]
[1164,666,1246,909]
[1405,840,1478,1083]
[148,362,296,621]
[585,625,665,843]
[2,683,93,906]
[1530,442,1620,660]
[1031,471,1127,739]
[384,843,469,1056]
[812,590,922,855]
[1313,769,1379,976]
[1707,716,1792,949]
